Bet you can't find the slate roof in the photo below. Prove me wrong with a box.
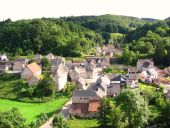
[73,90,97,97]
[53,63,69,77]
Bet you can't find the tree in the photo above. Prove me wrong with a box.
[115,89,150,128]
[52,114,69,128]
[41,57,51,70]
[15,48,23,57]
[159,100,170,127]
[0,108,27,128]
[109,106,127,128]
[98,97,112,128]
[36,75,56,97]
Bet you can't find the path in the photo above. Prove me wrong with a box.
[40,99,72,128]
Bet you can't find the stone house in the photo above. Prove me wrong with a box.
[21,62,41,85]
[52,63,69,91]
[137,59,155,72]
[46,53,55,61]
[0,61,11,73]
[34,54,42,64]
[0,54,8,61]
[127,67,139,88]
[107,75,122,96]
[102,45,115,57]
[139,68,158,83]
[13,58,28,72]
[70,77,107,118]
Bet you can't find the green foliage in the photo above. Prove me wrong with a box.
[0,98,68,124]
[62,14,146,34]
[97,98,113,128]
[68,118,98,128]
[0,19,102,57]
[115,89,150,128]
[109,106,127,128]
[41,57,51,70]
[36,75,56,97]
[103,65,127,74]
[0,108,27,128]
[52,114,69,128]
[125,20,170,66]
[60,82,76,97]
[30,113,49,128]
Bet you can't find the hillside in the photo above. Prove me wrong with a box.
[0,18,103,57]
[122,20,170,66]
[61,14,147,34]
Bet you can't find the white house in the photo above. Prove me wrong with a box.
[52,63,69,91]
[0,54,8,61]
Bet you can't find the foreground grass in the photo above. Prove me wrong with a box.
[68,118,98,128]
[0,98,68,124]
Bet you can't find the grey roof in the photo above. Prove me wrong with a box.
[53,63,69,77]
[73,90,97,97]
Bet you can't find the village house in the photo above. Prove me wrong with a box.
[137,59,155,72]
[34,54,42,64]
[139,68,158,83]
[85,57,110,68]
[13,58,28,72]
[46,53,55,61]
[127,67,139,88]
[52,62,69,91]
[107,75,124,96]
[0,54,8,61]
[69,59,100,88]
[21,62,41,86]
[0,61,11,73]
[101,44,115,57]
[95,46,102,56]
[70,76,107,118]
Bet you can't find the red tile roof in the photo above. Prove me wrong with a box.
[27,62,41,74]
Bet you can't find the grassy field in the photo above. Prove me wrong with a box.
[68,119,98,128]
[0,98,68,124]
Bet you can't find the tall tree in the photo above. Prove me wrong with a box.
[115,89,150,128]
[97,97,112,128]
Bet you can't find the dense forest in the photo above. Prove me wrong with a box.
[123,20,170,66]
[0,18,103,57]
[0,14,170,67]
[0,14,148,57]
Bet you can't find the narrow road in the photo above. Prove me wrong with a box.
[40,99,72,128]
[59,99,72,119]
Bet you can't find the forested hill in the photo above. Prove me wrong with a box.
[0,18,103,56]
[61,14,147,34]
[122,20,170,66]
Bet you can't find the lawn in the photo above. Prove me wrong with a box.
[0,98,68,124]
[68,118,98,128]
[138,82,156,93]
